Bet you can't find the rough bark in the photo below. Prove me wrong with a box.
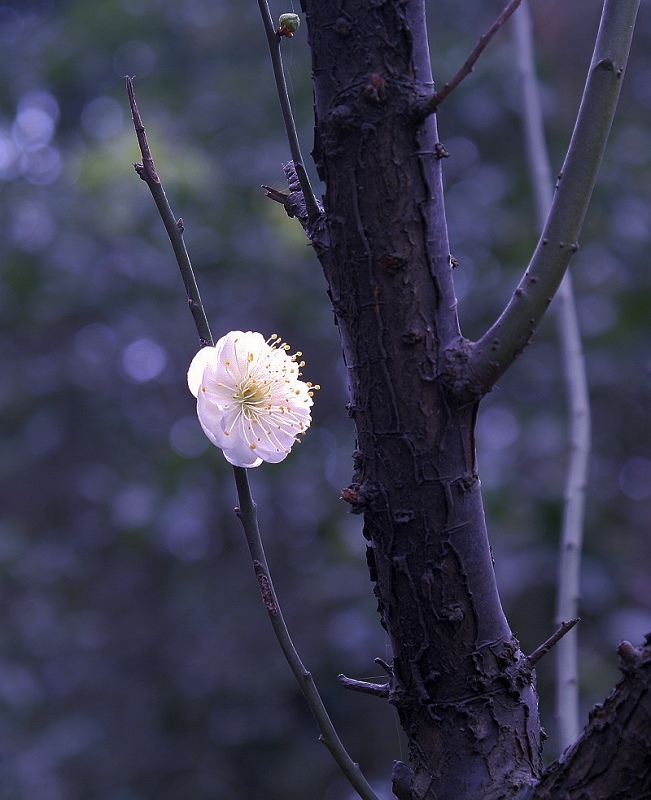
[300,2,541,798]
[281,2,647,799]
[522,637,651,800]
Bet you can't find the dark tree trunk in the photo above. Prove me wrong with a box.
[526,638,651,800]
[300,2,542,797]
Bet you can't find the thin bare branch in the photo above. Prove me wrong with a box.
[232,468,380,800]
[338,674,390,698]
[526,619,580,669]
[424,0,524,112]
[467,0,640,394]
[256,0,320,219]
[126,77,213,348]
[128,72,372,800]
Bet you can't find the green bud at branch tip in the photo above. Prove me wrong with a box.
[278,13,300,37]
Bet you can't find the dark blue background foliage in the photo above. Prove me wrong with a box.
[0,1,650,797]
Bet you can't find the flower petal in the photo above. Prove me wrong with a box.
[187,346,216,397]
[224,451,263,468]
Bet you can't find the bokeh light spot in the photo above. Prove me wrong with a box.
[169,415,209,457]
[81,97,126,140]
[121,338,167,382]
[619,457,651,501]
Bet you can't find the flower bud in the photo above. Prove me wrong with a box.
[278,13,300,37]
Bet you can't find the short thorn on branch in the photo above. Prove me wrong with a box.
[261,185,290,205]
[338,673,390,698]
[262,162,324,225]
[526,618,580,668]
[374,657,393,675]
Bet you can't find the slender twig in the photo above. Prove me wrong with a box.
[338,673,390,698]
[424,0,524,112]
[232,467,380,800]
[513,2,592,751]
[468,0,640,393]
[526,618,580,669]
[126,77,213,348]
[128,75,374,800]
[256,0,320,219]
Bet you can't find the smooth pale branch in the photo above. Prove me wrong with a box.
[187,330,317,468]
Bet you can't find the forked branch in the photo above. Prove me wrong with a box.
[465,0,640,395]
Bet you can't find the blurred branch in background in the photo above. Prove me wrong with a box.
[513,2,592,752]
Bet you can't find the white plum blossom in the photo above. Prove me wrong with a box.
[187,331,317,468]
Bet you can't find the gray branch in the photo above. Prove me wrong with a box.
[467,0,640,393]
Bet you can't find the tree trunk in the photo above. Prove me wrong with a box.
[300,2,542,797]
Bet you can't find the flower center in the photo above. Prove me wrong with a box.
[233,378,269,418]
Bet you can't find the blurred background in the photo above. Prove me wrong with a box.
[0,0,650,797]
